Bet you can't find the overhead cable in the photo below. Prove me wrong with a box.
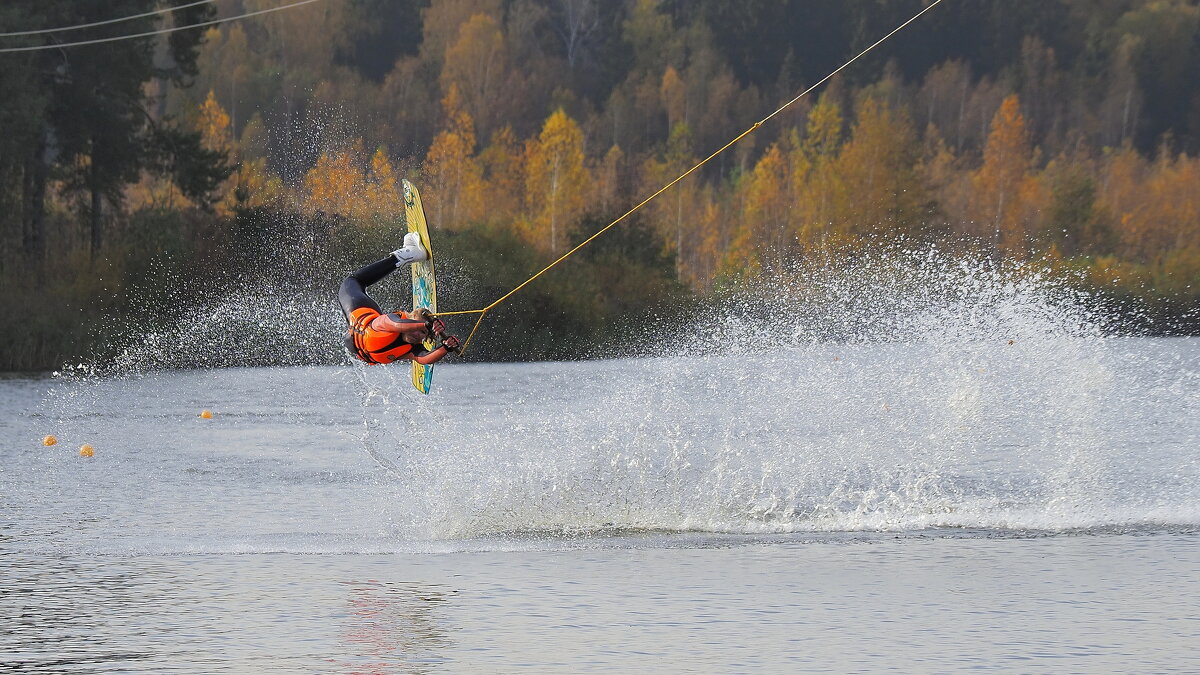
[0,0,323,53]
[0,1,215,38]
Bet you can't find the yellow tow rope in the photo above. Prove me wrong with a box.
[439,0,948,356]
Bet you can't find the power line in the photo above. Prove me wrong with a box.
[0,0,323,53]
[0,1,216,38]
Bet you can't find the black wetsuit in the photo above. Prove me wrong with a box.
[338,255,397,321]
[339,255,430,360]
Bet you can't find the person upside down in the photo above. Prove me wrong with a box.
[339,232,461,365]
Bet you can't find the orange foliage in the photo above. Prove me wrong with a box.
[175,21,1200,303]
[660,66,686,132]
[479,125,521,225]
[303,139,368,219]
[1103,147,1200,263]
[364,147,403,220]
[970,94,1046,257]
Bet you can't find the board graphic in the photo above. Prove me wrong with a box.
[403,179,437,394]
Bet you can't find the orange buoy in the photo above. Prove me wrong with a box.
[200,410,213,419]
[79,444,94,457]
[42,435,58,446]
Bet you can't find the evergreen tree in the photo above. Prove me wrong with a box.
[0,0,228,259]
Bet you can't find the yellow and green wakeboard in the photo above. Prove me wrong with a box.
[403,179,437,394]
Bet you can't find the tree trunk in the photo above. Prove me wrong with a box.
[22,149,48,261]
[90,156,104,258]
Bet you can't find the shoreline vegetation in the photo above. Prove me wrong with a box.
[2,0,1198,372]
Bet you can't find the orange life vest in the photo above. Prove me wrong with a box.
[347,308,421,364]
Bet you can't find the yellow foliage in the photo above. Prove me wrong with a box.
[365,147,404,220]
[1099,144,1147,259]
[804,95,843,158]
[126,173,194,212]
[523,109,590,253]
[1087,254,1143,290]
[741,142,791,267]
[791,96,846,254]
[1154,246,1200,295]
[198,90,233,155]
[921,123,970,235]
[641,123,698,278]
[693,192,725,291]
[130,90,230,214]
[223,157,284,215]
[423,84,485,228]
[833,97,924,240]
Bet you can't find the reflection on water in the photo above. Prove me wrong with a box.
[338,581,453,674]
[0,556,462,674]
[1,536,1198,672]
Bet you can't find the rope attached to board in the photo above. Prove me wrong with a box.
[444,0,949,356]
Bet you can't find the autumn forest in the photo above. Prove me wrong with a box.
[2,0,1199,369]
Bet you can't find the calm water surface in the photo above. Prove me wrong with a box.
[2,337,1198,671]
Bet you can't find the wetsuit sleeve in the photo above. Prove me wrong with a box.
[370,313,428,333]
[385,312,427,327]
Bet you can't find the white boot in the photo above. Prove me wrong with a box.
[392,232,428,266]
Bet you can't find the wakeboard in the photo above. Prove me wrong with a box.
[403,179,437,394]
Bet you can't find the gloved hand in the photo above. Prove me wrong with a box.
[440,335,461,353]
[429,318,446,336]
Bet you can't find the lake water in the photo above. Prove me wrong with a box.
[2,336,1198,671]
